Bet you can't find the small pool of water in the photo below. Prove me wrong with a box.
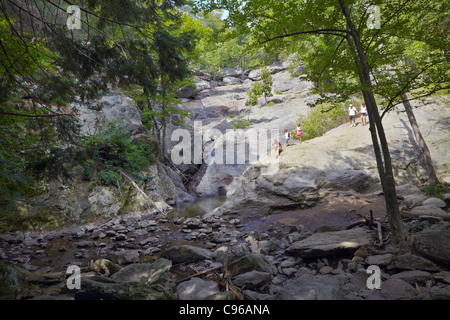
[169,196,227,218]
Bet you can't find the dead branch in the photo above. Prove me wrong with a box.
[216,278,245,300]
[119,171,174,226]
[175,266,222,285]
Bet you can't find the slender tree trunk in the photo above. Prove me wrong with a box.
[338,0,408,244]
[401,93,439,185]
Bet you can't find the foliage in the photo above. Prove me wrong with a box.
[245,67,273,106]
[0,1,194,229]
[80,121,155,187]
[423,183,450,200]
[297,103,349,141]
[181,10,279,74]
[230,116,251,129]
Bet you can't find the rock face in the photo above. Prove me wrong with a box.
[34,92,194,224]
[286,228,376,259]
[209,95,450,219]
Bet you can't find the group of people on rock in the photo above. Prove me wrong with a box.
[272,123,302,155]
[349,103,368,127]
[272,102,368,155]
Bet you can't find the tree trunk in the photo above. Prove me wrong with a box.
[338,0,408,244]
[401,93,439,185]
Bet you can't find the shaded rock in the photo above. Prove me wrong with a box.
[25,272,65,285]
[0,263,30,300]
[233,271,273,289]
[224,253,276,277]
[390,270,432,285]
[176,85,198,99]
[387,253,439,272]
[223,76,241,85]
[276,274,346,300]
[176,277,220,300]
[365,253,394,267]
[109,250,140,265]
[205,291,235,300]
[90,259,122,277]
[402,205,450,221]
[380,278,417,300]
[110,259,172,286]
[222,67,243,78]
[75,240,97,248]
[411,222,450,266]
[161,245,211,264]
[75,277,174,300]
[286,228,376,258]
[422,198,446,208]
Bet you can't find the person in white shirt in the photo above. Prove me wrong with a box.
[348,104,358,127]
[360,103,368,126]
[284,128,290,146]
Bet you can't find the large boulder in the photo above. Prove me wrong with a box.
[232,270,273,289]
[276,274,347,300]
[161,245,211,264]
[75,276,174,300]
[176,84,199,99]
[110,259,172,286]
[224,252,276,277]
[286,228,376,258]
[176,277,221,300]
[411,222,450,267]
[0,263,30,300]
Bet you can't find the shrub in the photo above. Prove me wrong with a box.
[297,102,348,141]
[230,116,251,129]
[79,121,155,186]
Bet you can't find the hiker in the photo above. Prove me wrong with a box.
[349,104,358,127]
[284,128,290,146]
[296,123,302,142]
[360,103,368,126]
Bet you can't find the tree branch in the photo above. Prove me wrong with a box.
[258,28,349,45]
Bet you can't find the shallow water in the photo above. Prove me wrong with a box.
[169,196,227,218]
